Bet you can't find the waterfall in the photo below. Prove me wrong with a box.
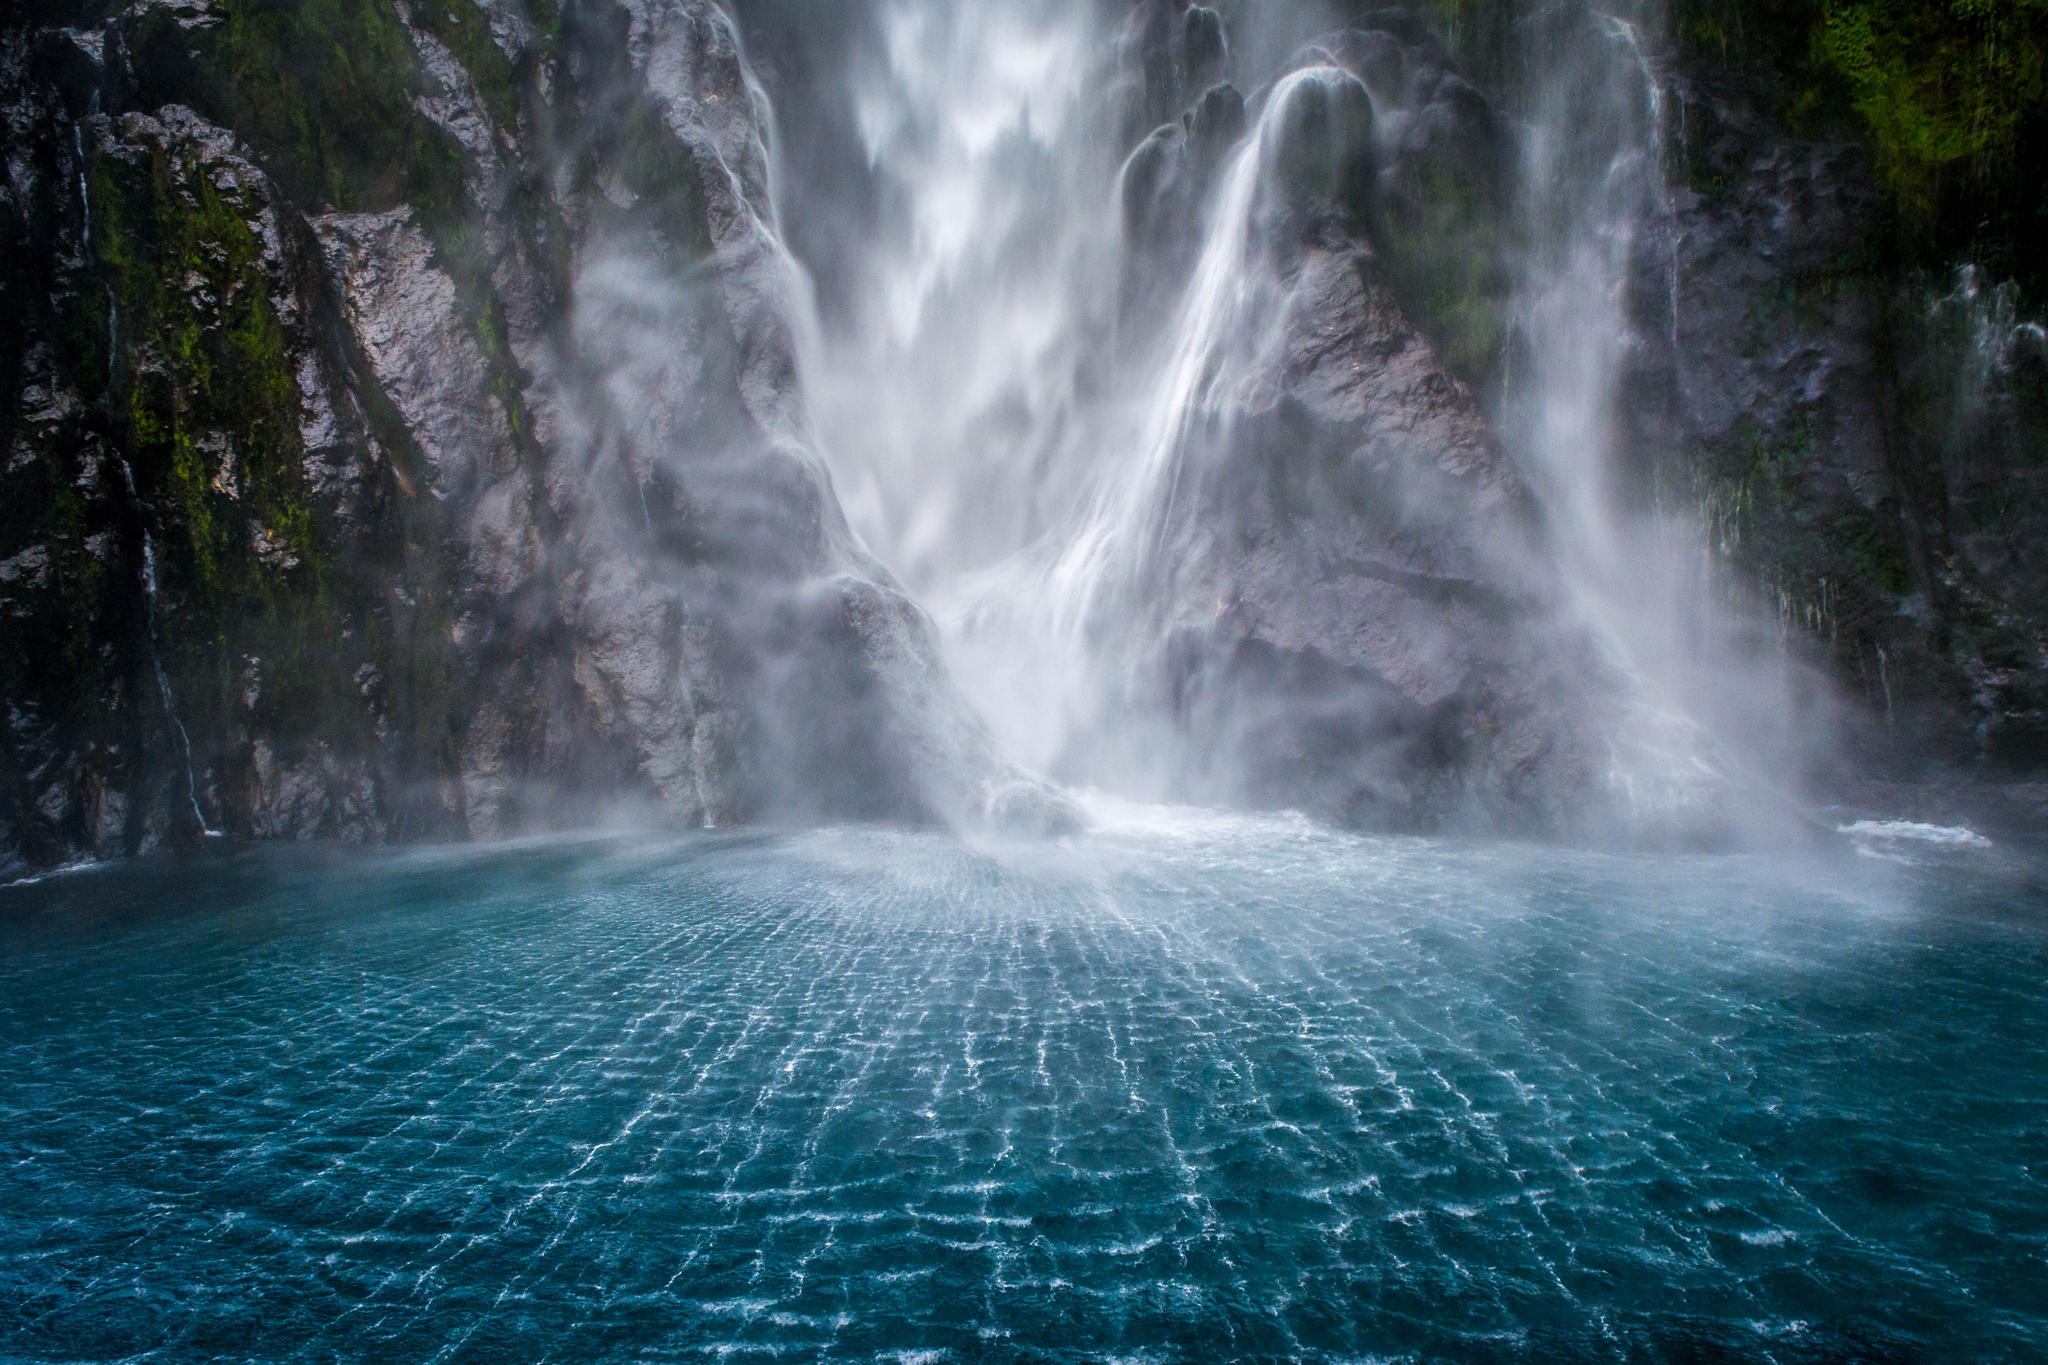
[756,0,1823,838]
[798,0,1116,592]
[1025,65,1375,780]
[781,2,1387,786]
[787,0,1124,777]
[73,123,90,253]
[1501,0,1817,834]
[1046,66,1362,635]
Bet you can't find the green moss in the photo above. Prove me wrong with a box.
[94,148,287,591]
[121,0,467,217]
[1710,417,1915,640]
[120,0,566,486]
[411,0,521,131]
[611,99,715,256]
[1416,0,1519,89]
[110,0,547,479]
[1385,176,1507,384]
[87,128,387,766]
[19,0,724,832]
[526,0,565,50]
[1823,509,1915,595]
[1744,417,1817,485]
[1373,152,1509,387]
[1820,0,2047,228]
[1674,0,2048,293]
[0,194,127,741]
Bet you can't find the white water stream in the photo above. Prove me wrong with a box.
[111,453,218,839]
[767,0,1814,834]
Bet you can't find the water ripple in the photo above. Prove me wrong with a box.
[0,817,2043,1362]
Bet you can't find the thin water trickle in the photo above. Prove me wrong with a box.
[111,455,218,839]
[72,123,90,254]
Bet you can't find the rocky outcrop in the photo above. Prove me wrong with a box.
[1281,4,2048,818]
[1108,1,2048,835]
[1102,27,1605,836]
[0,0,1058,879]
[1619,62,2048,785]
[1150,225,1602,834]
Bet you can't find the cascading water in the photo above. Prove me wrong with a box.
[819,48,1381,786]
[1501,0,1825,836]
[763,0,1819,838]
[1046,65,1358,622]
[790,0,1127,778]
[1030,64,1377,778]
[804,0,1114,589]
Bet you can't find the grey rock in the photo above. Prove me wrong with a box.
[1624,68,2048,778]
[1098,45,1601,834]
[1146,227,1599,833]
[0,0,1048,877]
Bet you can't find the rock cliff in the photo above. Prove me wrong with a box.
[6,0,2045,875]
[0,0,1059,878]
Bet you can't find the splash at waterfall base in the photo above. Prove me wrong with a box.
[759,1,1816,848]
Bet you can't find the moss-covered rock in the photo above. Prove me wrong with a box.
[116,0,467,217]
[80,108,477,845]
[1672,0,2048,296]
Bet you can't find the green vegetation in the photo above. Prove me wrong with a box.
[94,148,294,588]
[1675,0,2048,290]
[1415,0,1520,90]
[612,101,715,254]
[122,0,466,216]
[116,0,537,397]
[412,0,522,131]
[1377,162,1509,387]
[79,114,490,824]
[11,0,730,841]
[1822,0,2046,234]
[1417,0,2048,286]
[90,129,351,744]
[0,211,109,734]
[1703,417,1914,656]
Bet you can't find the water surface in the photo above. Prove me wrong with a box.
[2,808,2044,1362]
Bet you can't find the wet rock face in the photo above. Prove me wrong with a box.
[1119,0,1229,144]
[1244,5,2048,798]
[1307,18,1510,385]
[0,0,1042,877]
[1102,30,1603,837]
[1621,67,2048,776]
[1623,73,1901,692]
[1153,230,1599,834]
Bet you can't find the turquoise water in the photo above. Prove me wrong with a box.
[1,807,2044,1363]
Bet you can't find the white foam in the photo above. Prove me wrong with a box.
[1839,820,1993,851]
[2,858,103,890]
[1737,1229,1797,1247]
